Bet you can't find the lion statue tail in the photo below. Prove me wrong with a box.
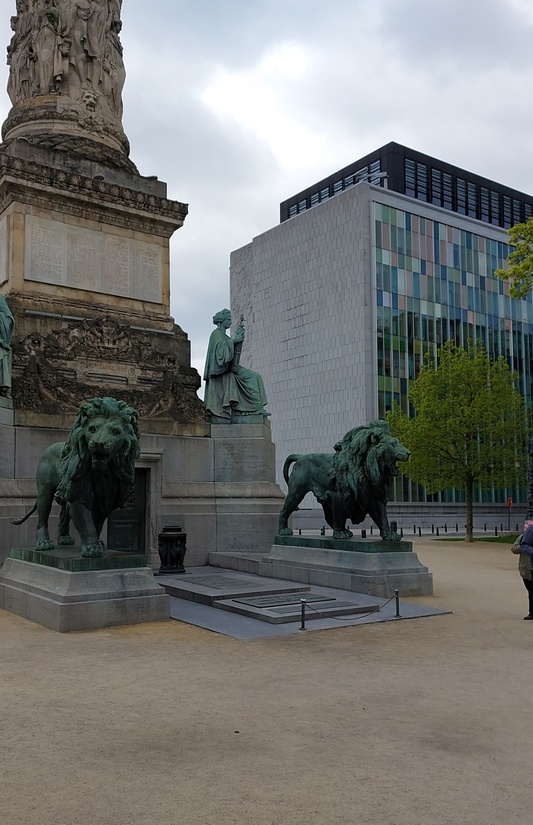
[283,455,301,485]
[11,502,37,526]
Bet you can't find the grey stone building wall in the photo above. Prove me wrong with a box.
[230,183,378,502]
[230,179,526,526]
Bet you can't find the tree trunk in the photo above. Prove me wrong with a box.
[465,476,474,542]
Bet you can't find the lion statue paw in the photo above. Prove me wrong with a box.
[36,538,54,551]
[278,527,293,536]
[81,540,106,559]
[381,528,401,542]
[57,535,75,546]
[333,529,353,539]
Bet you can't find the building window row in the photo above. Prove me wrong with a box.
[287,160,383,219]
[405,158,533,228]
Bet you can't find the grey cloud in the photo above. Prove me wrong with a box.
[2,0,533,384]
[377,0,533,72]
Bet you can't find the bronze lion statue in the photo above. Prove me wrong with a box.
[278,420,409,541]
[12,397,140,558]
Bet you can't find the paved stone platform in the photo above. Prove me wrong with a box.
[161,571,309,605]
[208,535,433,598]
[161,566,449,639]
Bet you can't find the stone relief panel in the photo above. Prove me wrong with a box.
[24,215,163,303]
[12,315,207,428]
[6,0,126,119]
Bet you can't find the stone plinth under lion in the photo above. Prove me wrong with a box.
[0,398,169,631]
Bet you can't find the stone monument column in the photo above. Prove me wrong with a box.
[0,0,206,435]
[5,0,130,169]
[0,2,282,577]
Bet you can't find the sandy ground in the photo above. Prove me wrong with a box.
[1,536,532,825]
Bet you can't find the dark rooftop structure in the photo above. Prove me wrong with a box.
[280,141,533,228]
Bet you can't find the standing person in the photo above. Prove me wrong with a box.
[512,520,533,619]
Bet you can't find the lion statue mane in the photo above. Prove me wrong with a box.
[12,397,140,558]
[278,420,409,541]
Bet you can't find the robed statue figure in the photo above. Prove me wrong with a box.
[0,294,14,398]
[203,309,268,421]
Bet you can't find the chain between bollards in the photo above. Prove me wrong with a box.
[300,597,307,631]
[394,589,401,618]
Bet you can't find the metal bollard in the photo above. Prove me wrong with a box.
[300,598,307,631]
[494,526,498,536]
[361,529,366,538]
[370,525,373,535]
[400,527,404,538]
[431,524,434,534]
[444,524,447,533]
[436,527,439,536]
[456,523,458,532]
[395,589,401,618]
[418,527,422,537]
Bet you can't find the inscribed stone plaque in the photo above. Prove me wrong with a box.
[0,217,7,285]
[235,593,334,608]
[131,244,162,303]
[26,218,64,283]
[24,216,163,303]
[183,575,251,589]
[270,600,357,615]
[66,227,99,289]
[101,235,129,296]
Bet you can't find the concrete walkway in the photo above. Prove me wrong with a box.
[1,536,531,825]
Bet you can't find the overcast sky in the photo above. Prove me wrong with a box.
[2,0,533,382]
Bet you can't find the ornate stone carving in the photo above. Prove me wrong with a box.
[7,0,126,114]
[12,316,207,430]
[0,150,188,232]
[4,1,130,165]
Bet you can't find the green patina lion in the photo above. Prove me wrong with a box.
[278,420,409,541]
[12,397,140,558]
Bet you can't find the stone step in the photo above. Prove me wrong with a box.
[213,593,379,624]
[158,568,310,606]
[209,541,433,598]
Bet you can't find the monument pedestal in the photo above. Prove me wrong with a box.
[0,548,170,632]
[210,419,285,555]
[210,535,433,598]
[0,139,206,437]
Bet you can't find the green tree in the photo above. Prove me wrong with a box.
[387,342,527,542]
[495,218,533,297]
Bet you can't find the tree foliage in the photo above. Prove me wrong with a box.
[386,342,527,541]
[495,218,533,297]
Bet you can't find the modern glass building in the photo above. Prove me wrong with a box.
[230,143,533,517]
